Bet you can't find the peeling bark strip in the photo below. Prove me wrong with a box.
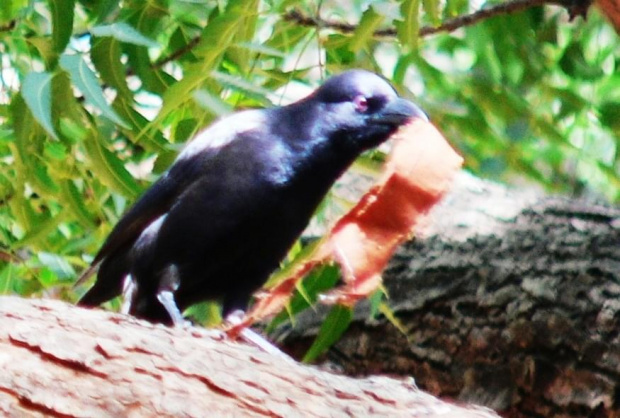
[277,173,620,417]
[0,297,498,417]
[241,120,462,329]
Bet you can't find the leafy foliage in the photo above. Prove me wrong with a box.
[0,0,617,357]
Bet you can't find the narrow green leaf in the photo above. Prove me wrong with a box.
[193,89,232,116]
[43,141,67,160]
[8,193,38,233]
[125,44,172,95]
[368,289,386,319]
[227,0,260,72]
[559,43,605,81]
[211,70,272,103]
[236,41,286,58]
[61,180,95,227]
[599,102,620,133]
[0,0,13,21]
[422,0,440,26]
[38,251,76,280]
[22,72,58,139]
[82,131,142,199]
[49,0,75,53]
[91,37,132,100]
[33,163,59,194]
[445,0,468,17]
[111,98,170,154]
[349,7,384,53]
[91,22,158,47]
[396,0,420,49]
[303,305,352,363]
[28,37,57,68]
[59,54,129,127]
[378,302,410,337]
[16,211,66,248]
[92,0,119,23]
[266,21,311,51]
[156,10,244,122]
[187,10,245,62]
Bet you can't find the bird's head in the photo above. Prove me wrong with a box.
[305,69,428,153]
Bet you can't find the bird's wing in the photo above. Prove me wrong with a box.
[76,109,269,287]
[75,172,185,287]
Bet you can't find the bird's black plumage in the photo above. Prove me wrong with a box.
[77,70,427,324]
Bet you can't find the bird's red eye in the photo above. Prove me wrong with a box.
[353,95,369,113]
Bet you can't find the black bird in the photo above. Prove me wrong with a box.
[77,69,427,325]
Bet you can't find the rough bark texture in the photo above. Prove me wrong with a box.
[276,172,620,417]
[0,296,498,418]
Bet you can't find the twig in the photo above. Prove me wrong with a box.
[152,35,201,69]
[150,0,580,70]
[285,0,572,38]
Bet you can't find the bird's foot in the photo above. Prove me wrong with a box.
[157,290,188,327]
[224,310,292,360]
[120,275,137,315]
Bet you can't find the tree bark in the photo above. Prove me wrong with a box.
[0,296,497,417]
[276,172,620,417]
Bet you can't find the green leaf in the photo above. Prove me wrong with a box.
[0,0,13,21]
[445,0,468,16]
[43,141,67,160]
[349,7,384,53]
[156,10,244,122]
[92,0,120,23]
[91,37,133,101]
[193,89,233,116]
[91,22,158,48]
[61,180,95,227]
[396,0,420,49]
[110,98,170,154]
[59,54,129,127]
[211,70,272,103]
[49,0,75,54]
[125,44,172,95]
[236,41,286,58]
[266,21,310,51]
[599,102,620,133]
[22,72,58,139]
[227,0,260,72]
[28,37,57,68]
[303,305,352,363]
[82,131,142,199]
[559,43,604,81]
[378,302,410,336]
[266,264,341,332]
[422,0,440,26]
[16,211,66,248]
[38,251,76,280]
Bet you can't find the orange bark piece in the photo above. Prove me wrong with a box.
[597,0,620,34]
[320,118,464,305]
[229,119,463,331]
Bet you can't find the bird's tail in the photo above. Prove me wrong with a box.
[74,261,101,289]
[76,255,126,307]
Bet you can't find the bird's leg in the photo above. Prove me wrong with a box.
[225,310,291,360]
[120,274,137,315]
[156,265,190,327]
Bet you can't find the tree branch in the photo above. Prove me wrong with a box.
[284,0,573,38]
[151,0,586,74]
[0,296,500,417]
[152,35,201,70]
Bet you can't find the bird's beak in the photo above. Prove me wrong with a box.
[374,98,429,126]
